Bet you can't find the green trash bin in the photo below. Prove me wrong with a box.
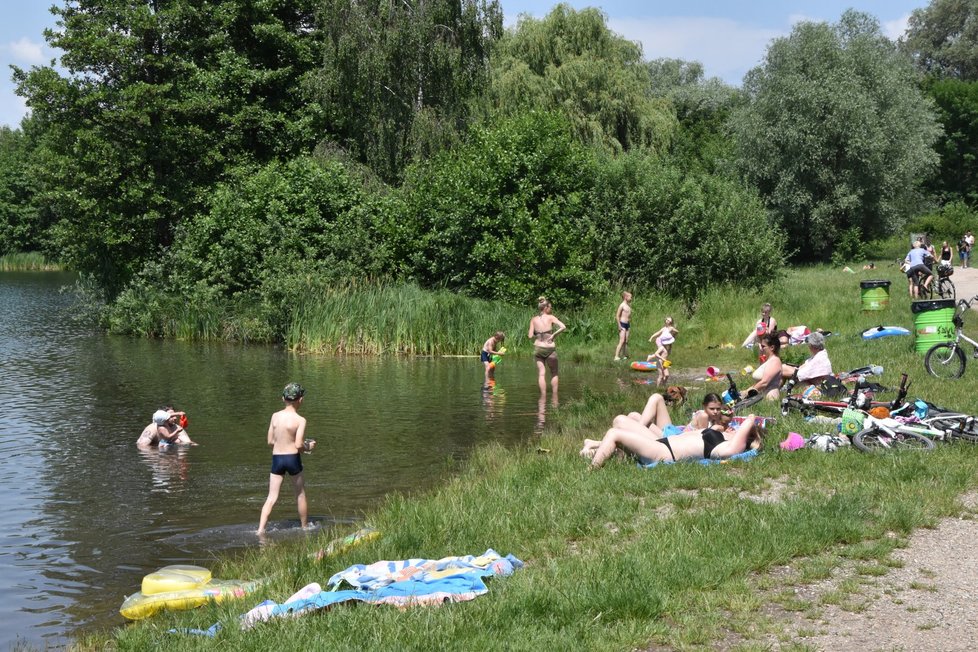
[860,280,891,310]
[911,299,956,353]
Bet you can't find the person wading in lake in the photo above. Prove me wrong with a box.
[528,296,566,400]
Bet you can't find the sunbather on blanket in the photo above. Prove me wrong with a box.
[587,414,760,469]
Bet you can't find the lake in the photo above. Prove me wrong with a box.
[0,271,626,648]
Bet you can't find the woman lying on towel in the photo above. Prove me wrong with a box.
[584,413,761,469]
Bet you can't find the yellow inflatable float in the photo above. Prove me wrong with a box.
[120,564,261,620]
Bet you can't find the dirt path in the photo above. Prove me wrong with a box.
[753,493,978,651]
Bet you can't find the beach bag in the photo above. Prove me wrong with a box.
[840,408,865,436]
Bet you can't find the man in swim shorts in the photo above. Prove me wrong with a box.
[258,383,317,534]
[614,291,632,361]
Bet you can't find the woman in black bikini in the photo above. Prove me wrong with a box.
[528,296,566,398]
[588,413,759,469]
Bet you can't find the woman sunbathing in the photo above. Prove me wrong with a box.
[587,413,760,469]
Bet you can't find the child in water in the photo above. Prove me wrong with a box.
[648,317,677,386]
[258,383,316,534]
[481,331,506,387]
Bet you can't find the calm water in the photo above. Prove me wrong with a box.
[0,272,625,648]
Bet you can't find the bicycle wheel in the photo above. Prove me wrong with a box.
[924,342,966,379]
[937,278,955,301]
[927,415,978,443]
[852,427,936,453]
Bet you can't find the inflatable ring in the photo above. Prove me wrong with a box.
[630,361,658,372]
[142,565,212,595]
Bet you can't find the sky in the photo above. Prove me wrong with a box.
[0,1,929,130]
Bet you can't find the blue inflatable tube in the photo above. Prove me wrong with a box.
[862,325,910,340]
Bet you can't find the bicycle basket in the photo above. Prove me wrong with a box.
[939,263,954,277]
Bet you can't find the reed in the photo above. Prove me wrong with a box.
[0,252,62,271]
[97,258,978,651]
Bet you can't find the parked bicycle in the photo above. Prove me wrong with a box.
[923,295,978,379]
[780,368,896,418]
[851,414,938,452]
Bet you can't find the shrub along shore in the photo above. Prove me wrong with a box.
[79,262,978,650]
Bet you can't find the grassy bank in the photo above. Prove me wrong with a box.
[93,262,978,651]
[0,252,62,271]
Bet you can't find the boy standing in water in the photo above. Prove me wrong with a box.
[258,383,316,534]
[614,291,632,361]
[481,331,506,387]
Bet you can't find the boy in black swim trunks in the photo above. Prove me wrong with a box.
[258,383,316,534]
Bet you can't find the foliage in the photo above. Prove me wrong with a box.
[590,150,785,304]
[830,227,868,266]
[923,78,978,206]
[646,58,743,174]
[488,3,677,155]
[0,127,40,255]
[732,10,942,261]
[906,201,978,242]
[395,111,602,307]
[13,0,323,296]
[311,0,502,183]
[901,0,978,80]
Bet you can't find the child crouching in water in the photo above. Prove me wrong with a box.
[481,331,506,387]
[648,317,677,386]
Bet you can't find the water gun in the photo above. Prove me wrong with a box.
[489,347,507,369]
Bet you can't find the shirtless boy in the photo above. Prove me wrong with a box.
[614,291,633,361]
[258,383,316,533]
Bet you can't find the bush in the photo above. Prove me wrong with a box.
[395,112,604,307]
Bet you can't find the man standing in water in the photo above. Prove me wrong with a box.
[614,291,632,361]
[258,383,316,534]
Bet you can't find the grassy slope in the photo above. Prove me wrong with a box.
[98,262,978,651]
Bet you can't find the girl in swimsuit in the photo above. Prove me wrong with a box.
[528,296,566,398]
[647,316,677,386]
[588,414,759,468]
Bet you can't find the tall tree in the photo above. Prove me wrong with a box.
[13,0,322,295]
[489,3,677,155]
[311,0,502,183]
[902,0,978,80]
[732,10,942,260]
[0,126,40,254]
[924,78,978,206]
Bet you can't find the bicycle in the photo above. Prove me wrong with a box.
[923,295,978,379]
[851,414,938,453]
[780,369,901,419]
[903,259,954,300]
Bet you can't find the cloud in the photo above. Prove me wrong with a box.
[5,37,47,65]
[883,14,910,41]
[608,16,784,86]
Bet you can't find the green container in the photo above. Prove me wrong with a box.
[860,280,891,310]
[911,299,956,353]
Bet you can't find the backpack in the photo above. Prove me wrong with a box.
[819,376,846,399]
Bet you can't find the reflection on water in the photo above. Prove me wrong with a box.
[0,272,623,648]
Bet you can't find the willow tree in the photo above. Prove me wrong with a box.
[489,3,677,154]
[312,0,502,182]
[732,10,942,260]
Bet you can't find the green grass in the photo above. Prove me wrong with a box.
[0,252,62,271]
[89,260,978,651]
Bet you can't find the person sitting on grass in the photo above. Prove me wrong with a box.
[586,413,760,468]
[781,331,833,388]
[745,333,783,401]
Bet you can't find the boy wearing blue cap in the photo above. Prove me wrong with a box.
[258,383,316,534]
